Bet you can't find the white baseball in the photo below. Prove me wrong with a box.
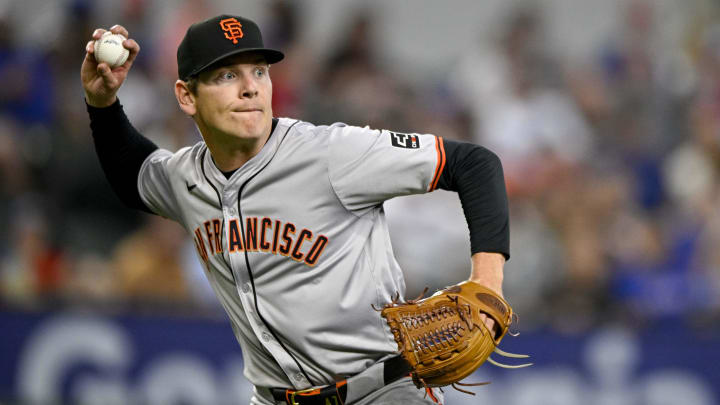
[94,32,129,67]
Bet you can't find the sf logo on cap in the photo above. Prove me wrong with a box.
[220,18,244,43]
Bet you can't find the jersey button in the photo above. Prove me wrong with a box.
[242,283,251,293]
[261,332,271,342]
[294,373,304,382]
[229,207,237,216]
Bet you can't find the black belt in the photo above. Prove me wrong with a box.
[270,356,411,405]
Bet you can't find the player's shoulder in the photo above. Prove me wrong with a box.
[279,117,375,139]
[141,142,211,195]
[274,118,330,145]
[148,141,205,162]
[277,117,335,137]
[144,141,207,174]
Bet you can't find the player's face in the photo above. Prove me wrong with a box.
[192,53,273,144]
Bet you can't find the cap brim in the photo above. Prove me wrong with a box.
[183,48,285,80]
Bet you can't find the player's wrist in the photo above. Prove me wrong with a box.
[85,93,118,108]
[469,252,504,291]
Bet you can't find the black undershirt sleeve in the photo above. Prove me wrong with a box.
[435,139,510,260]
[87,99,158,214]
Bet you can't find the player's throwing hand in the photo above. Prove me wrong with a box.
[81,25,140,108]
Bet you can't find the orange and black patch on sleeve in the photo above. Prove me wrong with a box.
[389,131,421,149]
[429,136,446,191]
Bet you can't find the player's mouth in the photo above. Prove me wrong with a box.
[232,108,263,114]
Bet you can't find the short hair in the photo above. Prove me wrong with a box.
[186,75,199,95]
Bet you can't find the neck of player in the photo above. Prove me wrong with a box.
[204,127,272,172]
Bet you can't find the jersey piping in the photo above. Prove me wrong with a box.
[233,120,317,386]
[429,137,446,191]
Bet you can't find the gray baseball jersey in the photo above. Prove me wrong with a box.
[137,118,446,389]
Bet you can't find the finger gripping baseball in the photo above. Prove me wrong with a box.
[380,281,531,393]
[94,32,129,67]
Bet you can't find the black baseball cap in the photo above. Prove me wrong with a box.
[177,14,284,81]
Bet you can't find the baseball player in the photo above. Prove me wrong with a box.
[81,15,510,405]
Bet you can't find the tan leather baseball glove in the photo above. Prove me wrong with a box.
[378,281,531,394]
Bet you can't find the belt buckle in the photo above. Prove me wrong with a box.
[288,387,317,405]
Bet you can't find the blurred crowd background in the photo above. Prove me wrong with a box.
[1,0,720,338]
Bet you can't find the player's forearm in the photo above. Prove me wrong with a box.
[469,251,505,295]
[436,140,510,259]
[87,98,157,213]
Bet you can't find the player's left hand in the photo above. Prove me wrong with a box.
[469,252,505,337]
[379,279,530,391]
[479,299,500,337]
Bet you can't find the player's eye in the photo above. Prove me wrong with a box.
[254,67,267,78]
[219,71,236,81]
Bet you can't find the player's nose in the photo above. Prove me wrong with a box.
[240,85,258,98]
[239,73,259,98]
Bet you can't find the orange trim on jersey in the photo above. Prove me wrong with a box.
[425,387,440,404]
[283,380,348,402]
[429,136,446,191]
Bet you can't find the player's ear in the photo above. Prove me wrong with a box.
[175,80,197,116]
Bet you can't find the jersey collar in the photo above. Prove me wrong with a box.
[202,118,297,189]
